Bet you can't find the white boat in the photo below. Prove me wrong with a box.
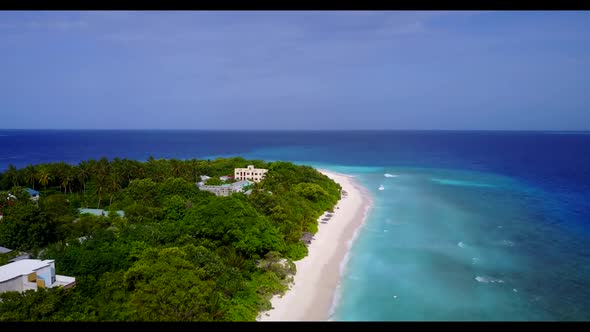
[378,185,385,191]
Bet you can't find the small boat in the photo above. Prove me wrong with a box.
[378,185,385,191]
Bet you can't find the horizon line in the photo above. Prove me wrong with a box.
[1,128,590,132]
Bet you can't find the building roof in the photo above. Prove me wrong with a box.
[79,208,125,217]
[54,275,76,287]
[0,259,54,283]
[232,180,253,188]
[25,188,40,196]
[0,246,12,254]
[9,254,32,263]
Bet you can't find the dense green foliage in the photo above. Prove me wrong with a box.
[0,157,340,321]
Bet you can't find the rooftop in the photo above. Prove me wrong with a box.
[232,180,253,188]
[79,208,125,217]
[54,275,76,287]
[25,188,40,196]
[0,259,55,283]
[0,246,12,254]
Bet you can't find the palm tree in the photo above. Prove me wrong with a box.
[95,175,106,209]
[24,165,37,190]
[61,168,75,194]
[189,159,199,182]
[108,173,122,206]
[37,168,51,189]
[120,158,135,186]
[5,164,19,188]
[95,157,110,178]
[170,159,183,177]
[77,161,91,194]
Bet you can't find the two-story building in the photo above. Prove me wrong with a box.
[234,165,268,183]
[0,259,76,294]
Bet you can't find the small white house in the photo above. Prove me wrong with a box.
[0,259,76,294]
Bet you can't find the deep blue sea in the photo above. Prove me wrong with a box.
[1,129,589,321]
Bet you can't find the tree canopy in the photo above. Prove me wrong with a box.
[0,157,341,321]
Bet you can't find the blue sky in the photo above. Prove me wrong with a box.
[0,11,589,130]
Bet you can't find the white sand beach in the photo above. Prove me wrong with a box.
[257,169,372,321]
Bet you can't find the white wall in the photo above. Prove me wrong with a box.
[0,277,24,293]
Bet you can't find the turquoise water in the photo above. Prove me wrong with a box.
[323,166,589,321]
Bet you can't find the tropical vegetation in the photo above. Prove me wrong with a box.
[0,157,341,321]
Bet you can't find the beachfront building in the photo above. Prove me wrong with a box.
[0,259,76,294]
[199,184,234,197]
[231,180,253,192]
[234,165,268,183]
[198,180,254,197]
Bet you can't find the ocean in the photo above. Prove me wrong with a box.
[1,129,589,321]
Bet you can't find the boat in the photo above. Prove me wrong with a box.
[378,185,385,191]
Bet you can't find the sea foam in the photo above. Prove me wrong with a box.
[475,276,504,284]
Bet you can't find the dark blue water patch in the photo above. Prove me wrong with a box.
[2,130,589,190]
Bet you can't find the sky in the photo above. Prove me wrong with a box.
[0,11,589,130]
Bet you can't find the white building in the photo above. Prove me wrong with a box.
[198,180,253,197]
[234,165,268,183]
[198,184,234,197]
[0,259,76,294]
[231,180,253,192]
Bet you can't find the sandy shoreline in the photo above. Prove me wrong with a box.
[257,169,373,321]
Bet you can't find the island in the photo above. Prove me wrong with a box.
[0,156,370,321]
